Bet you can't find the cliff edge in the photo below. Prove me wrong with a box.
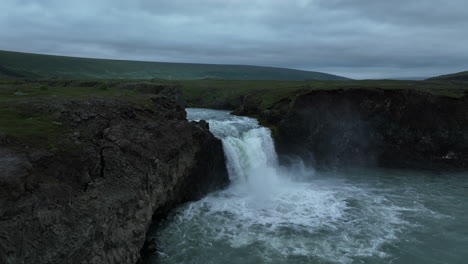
[257,89,468,170]
[0,93,228,263]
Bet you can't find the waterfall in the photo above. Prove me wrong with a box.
[222,126,286,199]
[187,108,285,197]
[151,108,434,264]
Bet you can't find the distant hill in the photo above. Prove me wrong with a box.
[387,77,429,81]
[0,50,349,80]
[428,71,468,81]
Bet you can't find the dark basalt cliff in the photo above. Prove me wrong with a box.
[0,96,228,263]
[255,89,468,169]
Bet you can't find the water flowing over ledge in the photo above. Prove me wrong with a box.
[148,108,468,264]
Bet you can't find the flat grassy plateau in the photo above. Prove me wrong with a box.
[1,78,467,146]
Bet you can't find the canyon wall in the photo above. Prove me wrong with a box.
[0,95,228,263]
[256,89,468,169]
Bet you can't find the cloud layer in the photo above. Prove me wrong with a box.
[1,0,467,78]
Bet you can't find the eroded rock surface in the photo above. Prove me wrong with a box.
[262,89,468,169]
[0,97,228,263]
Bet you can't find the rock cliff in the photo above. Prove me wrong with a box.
[258,89,468,169]
[0,96,228,263]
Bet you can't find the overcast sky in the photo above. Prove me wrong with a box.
[1,0,467,79]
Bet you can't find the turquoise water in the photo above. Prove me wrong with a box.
[147,108,468,264]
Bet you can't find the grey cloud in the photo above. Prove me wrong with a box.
[0,0,467,79]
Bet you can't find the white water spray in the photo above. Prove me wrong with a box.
[188,108,289,199]
[151,108,447,264]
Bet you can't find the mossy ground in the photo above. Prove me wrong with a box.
[0,80,154,147]
[1,78,467,146]
[174,79,468,110]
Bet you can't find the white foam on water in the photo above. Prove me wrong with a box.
[155,108,433,264]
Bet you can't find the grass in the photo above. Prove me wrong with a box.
[0,81,152,104]
[1,78,467,147]
[429,71,468,81]
[0,81,155,147]
[0,107,64,138]
[172,79,468,110]
[0,50,348,81]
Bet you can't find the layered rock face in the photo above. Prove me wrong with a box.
[0,97,228,263]
[262,89,468,169]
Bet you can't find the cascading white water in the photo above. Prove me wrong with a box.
[222,126,284,196]
[187,108,290,202]
[149,108,468,264]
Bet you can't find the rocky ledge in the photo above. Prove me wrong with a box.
[256,89,468,170]
[0,95,228,263]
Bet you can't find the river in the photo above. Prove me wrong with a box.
[146,108,468,264]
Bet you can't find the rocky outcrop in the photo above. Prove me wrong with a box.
[261,89,468,170]
[114,83,186,107]
[232,94,262,116]
[0,97,228,263]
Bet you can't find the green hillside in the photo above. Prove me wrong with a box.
[0,50,349,80]
[428,71,468,81]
